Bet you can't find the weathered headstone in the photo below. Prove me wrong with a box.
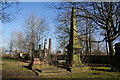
[111,43,120,72]
[66,7,82,67]
[28,42,40,68]
[33,50,40,64]
[29,42,34,59]
[43,39,48,61]
[38,44,43,60]
[115,43,120,56]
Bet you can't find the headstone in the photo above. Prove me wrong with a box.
[115,43,120,56]
[43,39,48,61]
[29,42,34,59]
[38,44,43,60]
[33,50,40,64]
[28,42,40,69]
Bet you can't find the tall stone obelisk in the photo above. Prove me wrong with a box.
[66,7,82,67]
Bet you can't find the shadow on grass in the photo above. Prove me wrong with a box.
[92,68,113,72]
[22,66,32,70]
[22,66,42,76]
[20,59,30,63]
[2,57,18,61]
[58,66,71,72]
[35,69,42,73]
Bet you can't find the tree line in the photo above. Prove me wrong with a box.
[7,14,49,56]
[54,2,120,56]
[1,2,120,58]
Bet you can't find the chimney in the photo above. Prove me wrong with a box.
[44,39,47,49]
[48,38,52,54]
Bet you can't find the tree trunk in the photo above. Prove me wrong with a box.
[105,34,109,56]
[107,29,114,64]
[89,31,91,56]
[86,19,89,56]
[9,46,12,57]
[108,40,114,56]
[108,40,114,66]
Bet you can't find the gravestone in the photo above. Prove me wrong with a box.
[43,39,49,61]
[38,44,43,60]
[115,43,120,56]
[33,50,40,64]
[111,43,120,72]
[66,7,82,67]
[28,42,40,69]
[29,42,34,59]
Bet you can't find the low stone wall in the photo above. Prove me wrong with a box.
[82,55,120,72]
[111,56,120,72]
[82,55,110,64]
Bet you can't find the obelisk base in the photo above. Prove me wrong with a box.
[72,53,83,67]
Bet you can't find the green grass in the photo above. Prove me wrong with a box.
[2,58,120,79]
[64,70,119,78]
[93,67,111,70]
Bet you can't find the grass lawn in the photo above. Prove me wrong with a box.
[1,58,120,79]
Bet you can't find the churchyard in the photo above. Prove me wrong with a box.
[1,2,120,80]
[2,58,120,79]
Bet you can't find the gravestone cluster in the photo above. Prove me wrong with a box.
[28,38,52,69]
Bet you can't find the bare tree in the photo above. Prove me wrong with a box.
[8,31,29,57]
[53,2,120,58]
[8,32,16,56]
[53,2,100,54]
[23,13,49,51]
[77,2,120,57]
[13,32,25,52]
[54,3,77,52]
[0,0,20,22]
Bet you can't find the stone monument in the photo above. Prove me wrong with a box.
[28,42,40,69]
[115,43,120,56]
[48,38,52,54]
[38,44,43,60]
[66,7,82,67]
[43,39,48,61]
